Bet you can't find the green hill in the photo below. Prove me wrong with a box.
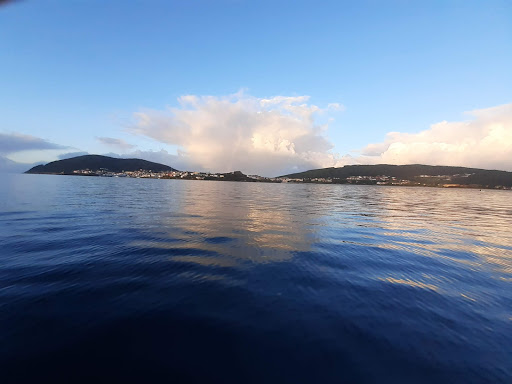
[282,164,512,188]
[25,155,178,174]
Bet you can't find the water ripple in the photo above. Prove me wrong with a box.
[0,175,511,383]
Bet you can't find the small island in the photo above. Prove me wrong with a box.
[25,155,512,190]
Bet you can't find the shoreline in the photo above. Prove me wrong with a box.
[23,172,511,190]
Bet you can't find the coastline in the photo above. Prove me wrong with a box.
[23,172,511,190]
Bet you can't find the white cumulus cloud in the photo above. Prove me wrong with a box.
[359,103,512,171]
[130,93,345,176]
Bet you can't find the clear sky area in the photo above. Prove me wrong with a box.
[1,0,511,176]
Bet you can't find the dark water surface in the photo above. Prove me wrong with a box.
[1,174,511,383]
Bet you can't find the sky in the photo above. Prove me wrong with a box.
[0,0,511,176]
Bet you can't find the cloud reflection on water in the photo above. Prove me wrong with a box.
[128,181,320,267]
[124,181,512,307]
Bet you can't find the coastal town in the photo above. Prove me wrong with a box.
[73,168,281,182]
[71,168,511,190]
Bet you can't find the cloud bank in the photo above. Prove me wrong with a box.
[131,93,344,176]
[129,94,511,174]
[0,132,67,156]
[359,103,512,171]
[0,132,71,173]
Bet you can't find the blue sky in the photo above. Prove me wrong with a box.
[1,0,511,175]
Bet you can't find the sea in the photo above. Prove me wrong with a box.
[1,174,511,383]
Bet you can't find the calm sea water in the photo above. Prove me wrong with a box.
[1,174,511,383]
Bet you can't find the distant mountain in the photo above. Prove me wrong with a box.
[0,156,40,174]
[282,164,512,188]
[25,155,178,174]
